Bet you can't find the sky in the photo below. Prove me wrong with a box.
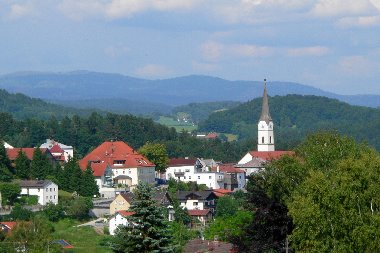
[1,0,380,95]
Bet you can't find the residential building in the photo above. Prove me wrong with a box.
[90,163,113,198]
[40,139,73,162]
[166,158,224,189]
[19,180,58,205]
[236,80,294,176]
[109,210,134,235]
[79,141,156,191]
[3,141,13,149]
[0,222,17,234]
[213,164,246,190]
[6,148,56,167]
[176,190,218,212]
[188,209,212,226]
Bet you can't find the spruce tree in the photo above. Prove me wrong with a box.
[80,163,99,197]
[62,157,82,193]
[15,150,31,179]
[30,148,52,180]
[111,182,175,253]
[0,140,14,182]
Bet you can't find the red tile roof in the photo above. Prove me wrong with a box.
[90,163,109,177]
[0,222,17,230]
[169,158,197,166]
[50,144,64,154]
[206,132,218,139]
[183,239,237,253]
[117,210,135,217]
[216,164,245,173]
[79,141,155,170]
[249,151,294,161]
[6,148,50,160]
[213,188,232,197]
[188,209,210,216]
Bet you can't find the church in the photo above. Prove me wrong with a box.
[235,79,293,176]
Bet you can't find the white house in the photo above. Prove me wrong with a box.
[19,180,58,205]
[166,158,224,189]
[176,190,218,211]
[213,164,246,190]
[109,210,134,235]
[40,139,73,162]
[79,141,156,191]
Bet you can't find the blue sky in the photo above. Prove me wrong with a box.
[1,0,380,95]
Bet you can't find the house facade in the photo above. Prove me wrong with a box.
[215,164,246,190]
[109,210,134,235]
[109,192,133,215]
[176,190,218,212]
[79,141,156,191]
[19,180,58,205]
[40,139,74,162]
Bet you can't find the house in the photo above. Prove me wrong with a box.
[109,190,172,215]
[212,188,233,197]
[236,80,294,176]
[6,148,57,167]
[79,141,156,191]
[176,190,218,212]
[40,139,74,162]
[0,222,17,234]
[3,141,14,149]
[109,210,134,235]
[166,158,225,189]
[89,163,114,198]
[109,192,133,215]
[19,180,58,205]
[212,164,246,191]
[188,209,212,226]
[183,239,237,253]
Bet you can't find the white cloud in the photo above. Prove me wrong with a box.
[59,0,105,21]
[231,44,274,57]
[338,55,372,75]
[311,0,373,17]
[336,15,380,27]
[135,64,172,78]
[7,2,36,20]
[287,46,330,57]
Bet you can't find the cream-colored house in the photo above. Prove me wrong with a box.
[109,193,133,215]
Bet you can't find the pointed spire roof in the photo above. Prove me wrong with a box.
[259,79,272,124]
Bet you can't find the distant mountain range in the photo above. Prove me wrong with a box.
[0,71,379,111]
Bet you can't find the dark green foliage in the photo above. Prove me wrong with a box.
[0,182,21,206]
[59,157,82,193]
[0,140,13,182]
[9,204,34,221]
[43,202,65,222]
[138,142,169,173]
[215,195,239,218]
[112,182,175,253]
[30,148,52,180]
[65,197,93,220]
[80,163,99,197]
[14,150,30,179]
[199,95,380,150]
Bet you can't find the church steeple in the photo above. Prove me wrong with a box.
[260,79,272,124]
[257,79,275,152]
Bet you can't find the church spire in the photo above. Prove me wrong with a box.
[259,79,272,124]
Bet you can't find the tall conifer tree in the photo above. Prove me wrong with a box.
[80,163,99,197]
[0,139,14,182]
[112,182,175,253]
[30,148,52,180]
[15,150,30,179]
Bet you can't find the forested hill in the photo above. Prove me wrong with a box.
[0,89,96,120]
[198,95,380,150]
[1,71,379,108]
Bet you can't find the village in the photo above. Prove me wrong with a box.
[0,83,293,252]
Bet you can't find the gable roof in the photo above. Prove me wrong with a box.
[169,158,197,166]
[177,190,217,201]
[117,210,135,217]
[79,141,155,170]
[90,163,110,177]
[212,188,232,197]
[249,151,294,161]
[235,157,266,168]
[50,144,64,154]
[188,209,210,216]
[213,164,245,173]
[0,222,17,230]
[6,148,50,161]
[18,180,55,188]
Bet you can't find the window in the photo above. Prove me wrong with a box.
[184,176,186,179]
[193,202,198,206]
[123,170,125,174]
[209,176,211,179]
[198,176,200,179]
[270,136,272,143]
[50,196,52,199]
[46,196,48,199]
[54,196,56,199]
[50,188,52,192]
[189,176,191,180]
[38,188,40,192]
[46,188,48,191]
[262,137,264,143]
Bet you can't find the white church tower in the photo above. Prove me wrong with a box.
[257,79,275,152]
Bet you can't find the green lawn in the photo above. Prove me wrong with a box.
[156,116,197,132]
[52,219,112,253]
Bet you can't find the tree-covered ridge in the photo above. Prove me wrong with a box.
[172,101,241,123]
[0,89,95,120]
[199,95,380,150]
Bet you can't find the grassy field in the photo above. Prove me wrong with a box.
[52,219,112,253]
[156,116,197,132]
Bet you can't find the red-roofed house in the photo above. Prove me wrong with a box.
[213,164,246,190]
[79,141,155,193]
[0,222,17,234]
[6,148,56,166]
[109,210,135,235]
[212,188,233,197]
[40,139,73,162]
[188,209,212,226]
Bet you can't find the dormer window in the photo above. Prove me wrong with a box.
[113,160,126,165]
